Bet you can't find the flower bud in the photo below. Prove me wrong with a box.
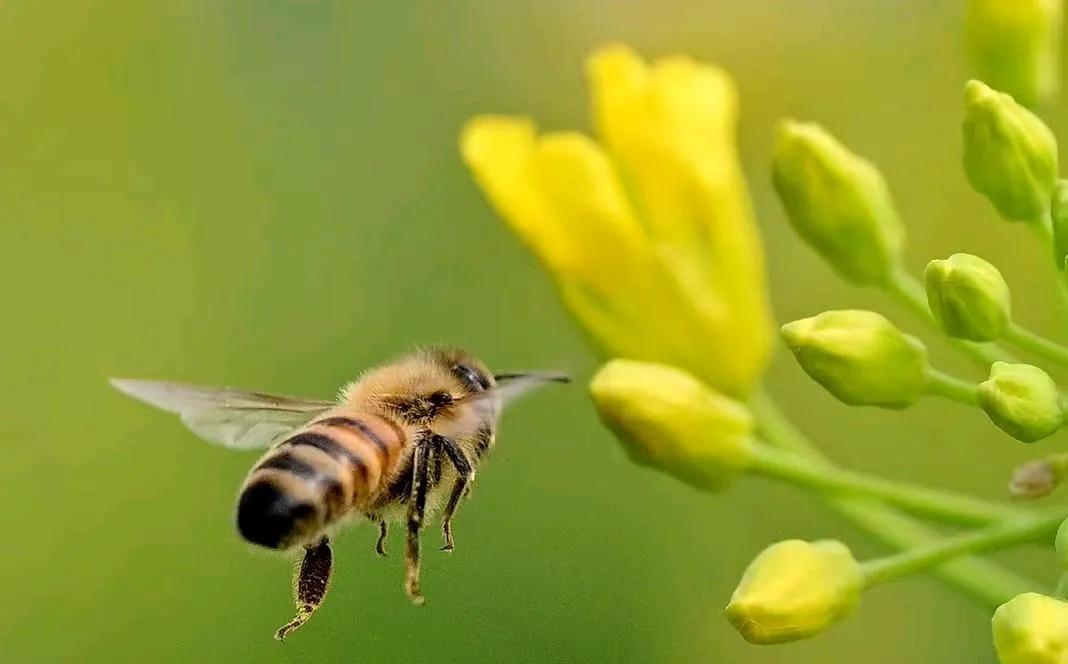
[726,539,862,644]
[992,592,1068,664]
[966,0,1063,107]
[924,253,1011,341]
[963,80,1058,223]
[589,359,753,491]
[1050,180,1068,269]
[1009,453,1068,499]
[781,310,929,409]
[772,120,905,285]
[979,362,1064,442]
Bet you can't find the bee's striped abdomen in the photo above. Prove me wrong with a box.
[235,411,406,550]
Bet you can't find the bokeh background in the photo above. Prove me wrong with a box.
[2,1,1065,662]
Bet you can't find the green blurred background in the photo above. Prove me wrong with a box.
[1,1,1064,662]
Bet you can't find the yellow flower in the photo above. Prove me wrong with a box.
[966,0,1062,107]
[460,44,772,398]
[992,592,1068,664]
[589,359,753,491]
[726,539,862,644]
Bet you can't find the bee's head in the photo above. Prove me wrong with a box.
[346,346,565,432]
[348,347,493,426]
[426,346,496,396]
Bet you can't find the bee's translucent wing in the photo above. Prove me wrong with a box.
[109,379,336,450]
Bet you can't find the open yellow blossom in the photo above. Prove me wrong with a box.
[460,44,772,397]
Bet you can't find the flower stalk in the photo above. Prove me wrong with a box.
[860,509,1067,587]
[749,444,1025,526]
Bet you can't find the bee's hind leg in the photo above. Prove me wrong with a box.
[404,437,431,605]
[274,537,333,642]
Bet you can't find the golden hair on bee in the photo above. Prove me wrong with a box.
[110,346,567,640]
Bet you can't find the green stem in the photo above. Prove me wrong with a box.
[925,369,980,405]
[1056,572,1068,600]
[749,444,1024,526]
[752,390,1037,608]
[1004,323,1068,367]
[883,267,1015,367]
[1028,212,1068,315]
[860,509,1066,587]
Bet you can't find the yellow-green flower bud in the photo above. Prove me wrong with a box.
[978,362,1064,442]
[771,120,905,285]
[726,539,862,644]
[966,0,1063,108]
[992,592,1068,664]
[924,253,1012,341]
[1057,518,1068,568]
[1050,180,1068,269]
[963,80,1058,223]
[781,310,929,409]
[589,359,753,491]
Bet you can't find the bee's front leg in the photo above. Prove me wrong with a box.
[435,435,474,552]
[274,537,333,641]
[404,436,431,605]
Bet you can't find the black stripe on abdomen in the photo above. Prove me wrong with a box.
[254,450,345,517]
[283,431,369,484]
[256,452,318,478]
[315,416,389,454]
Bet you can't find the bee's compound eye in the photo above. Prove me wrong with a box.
[452,363,490,392]
[429,391,453,407]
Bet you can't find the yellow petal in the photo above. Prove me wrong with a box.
[459,116,574,273]
[586,44,773,396]
[460,116,648,287]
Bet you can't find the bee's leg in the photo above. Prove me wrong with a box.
[274,537,333,642]
[436,435,474,553]
[404,437,431,605]
[375,520,388,557]
[363,513,389,556]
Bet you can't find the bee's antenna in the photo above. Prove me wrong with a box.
[493,372,571,384]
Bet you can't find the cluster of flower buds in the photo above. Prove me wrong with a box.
[463,40,1068,664]
[774,77,1068,447]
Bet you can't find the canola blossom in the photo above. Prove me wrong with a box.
[461,44,771,399]
[462,39,1068,664]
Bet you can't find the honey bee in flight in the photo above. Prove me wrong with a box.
[110,347,567,640]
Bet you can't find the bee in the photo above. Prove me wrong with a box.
[110,346,567,640]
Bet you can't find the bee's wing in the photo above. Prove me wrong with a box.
[109,379,335,450]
